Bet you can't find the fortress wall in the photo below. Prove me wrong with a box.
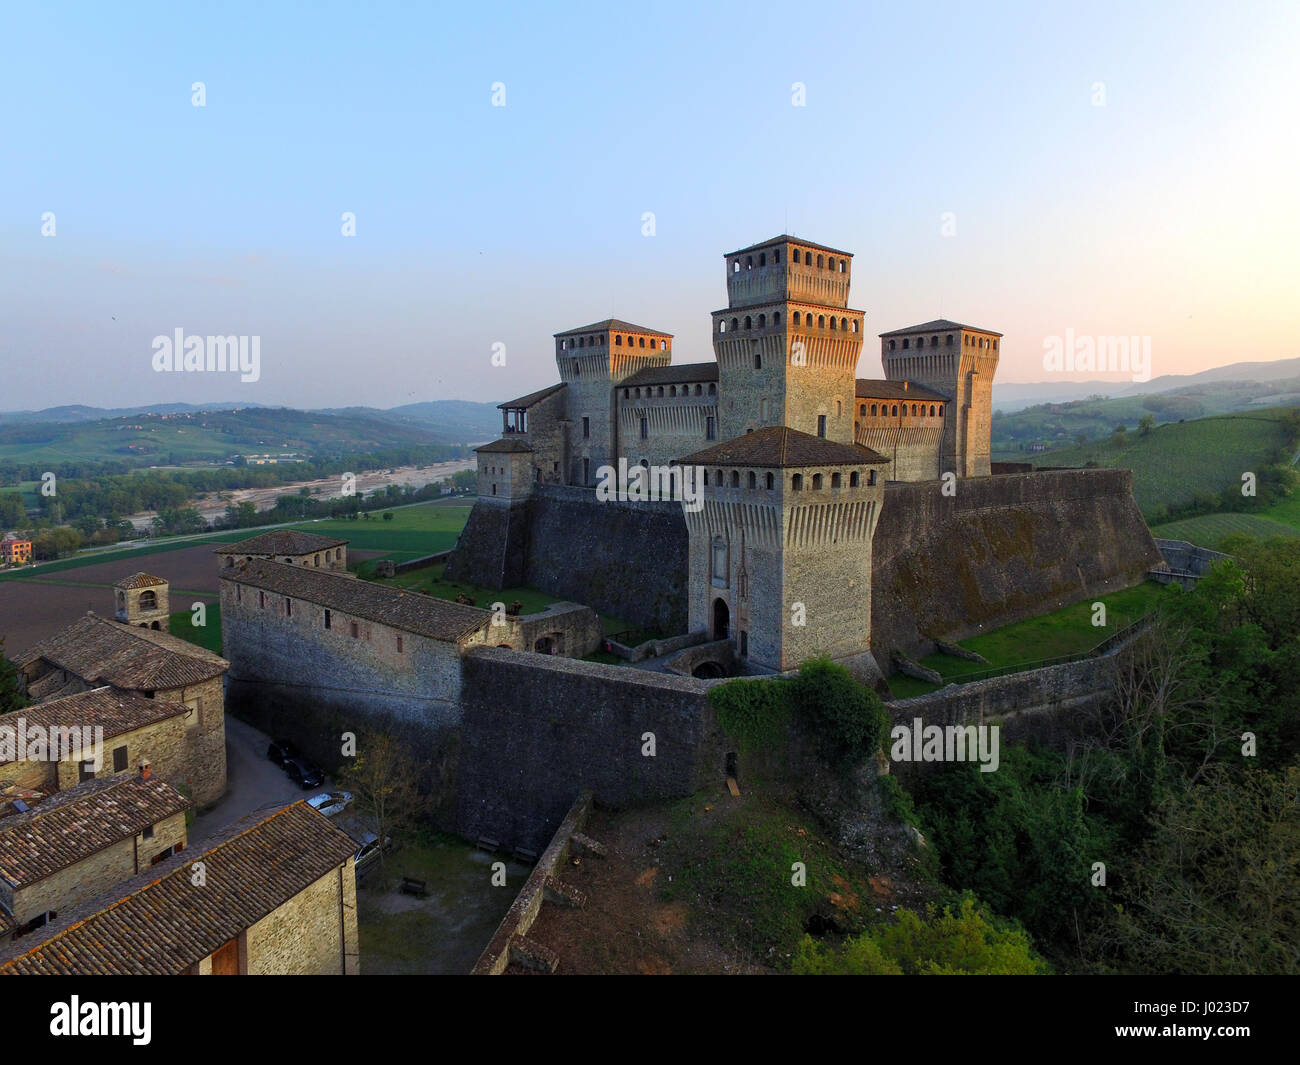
[871,468,1163,662]
[456,648,725,852]
[855,424,943,481]
[523,485,689,632]
[443,499,530,588]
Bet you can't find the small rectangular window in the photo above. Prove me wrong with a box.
[324,609,332,629]
[142,824,154,840]
[640,418,648,440]
[285,598,292,617]
[396,635,404,653]
[351,621,360,639]
[706,417,717,441]
[113,746,128,772]
[817,415,827,438]
[582,417,590,439]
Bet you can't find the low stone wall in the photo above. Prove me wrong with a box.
[471,791,592,975]
[1154,538,1230,576]
[455,648,725,852]
[394,549,453,575]
[511,602,602,658]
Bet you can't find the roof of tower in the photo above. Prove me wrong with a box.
[725,234,853,258]
[554,319,673,338]
[855,379,951,402]
[113,572,168,590]
[878,319,1003,338]
[498,383,566,410]
[622,362,720,388]
[476,439,533,454]
[676,426,888,468]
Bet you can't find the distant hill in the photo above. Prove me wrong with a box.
[318,400,500,441]
[993,356,1300,412]
[0,402,263,426]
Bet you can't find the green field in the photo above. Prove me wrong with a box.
[887,580,1175,699]
[0,502,473,582]
[1151,512,1300,550]
[1028,409,1295,514]
[170,604,222,653]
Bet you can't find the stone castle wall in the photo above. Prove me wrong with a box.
[455,648,725,852]
[871,468,1163,661]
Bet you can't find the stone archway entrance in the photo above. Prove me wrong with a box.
[712,597,730,641]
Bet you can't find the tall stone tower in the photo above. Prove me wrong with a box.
[114,572,170,631]
[554,319,673,486]
[711,237,865,446]
[678,426,888,677]
[879,319,1001,477]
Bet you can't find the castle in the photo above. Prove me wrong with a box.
[458,234,1006,675]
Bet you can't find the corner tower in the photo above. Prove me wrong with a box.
[879,319,1001,477]
[678,426,888,676]
[711,237,865,446]
[554,319,673,486]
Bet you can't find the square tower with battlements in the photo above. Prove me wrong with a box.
[711,236,866,446]
[879,320,1001,477]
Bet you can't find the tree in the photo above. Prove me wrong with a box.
[1138,413,1155,436]
[794,896,1049,975]
[0,639,26,715]
[339,732,422,870]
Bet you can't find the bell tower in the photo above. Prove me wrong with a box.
[711,236,865,445]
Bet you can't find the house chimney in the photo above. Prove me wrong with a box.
[139,760,152,781]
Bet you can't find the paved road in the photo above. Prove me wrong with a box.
[190,716,308,846]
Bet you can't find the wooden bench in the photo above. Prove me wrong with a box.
[400,876,428,897]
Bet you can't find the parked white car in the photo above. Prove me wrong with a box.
[306,791,354,818]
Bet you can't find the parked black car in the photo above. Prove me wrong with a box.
[266,739,298,767]
[284,756,325,789]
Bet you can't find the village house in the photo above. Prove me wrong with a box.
[14,608,228,806]
[0,768,189,942]
[215,529,350,573]
[0,801,360,975]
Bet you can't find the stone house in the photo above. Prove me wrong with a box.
[0,686,209,807]
[14,613,228,806]
[0,769,189,941]
[215,529,350,573]
[113,571,170,631]
[0,801,360,975]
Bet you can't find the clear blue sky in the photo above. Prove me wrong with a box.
[2,0,1297,410]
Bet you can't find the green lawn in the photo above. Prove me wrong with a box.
[1150,490,1300,550]
[169,604,222,654]
[886,580,1175,699]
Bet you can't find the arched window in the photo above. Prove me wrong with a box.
[733,260,740,273]
[773,311,781,325]
[716,469,724,485]
[818,315,825,328]
[578,336,585,348]
[889,339,896,350]
[828,257,835,270]
[871,404,878,416]
[930,405,936,416]
[891,404,898,416]
[709,383,717,395]
[623,388,629,398]
[902,338,910,349]
[869,470,877,486]
[816,255,824,268]
[758,313,766,327]
[669,385,676,396]
[946,333,954,345]
[561,339,568,350]
[639,336,646,347]
[747,471,756,488]
[694,384,702,395]
[836,399,842,417]
[746,255,753,269]
[759,252,766,266]
[859,404,866,416]
[744,316,752,329]
[838,260,846,273]
[804,251,813,265]
[139,590,157,611]
[793,312,801,325]
[773,249,781,263]
[765,472,774,490]
[931,335,938,347]
[832,472,841,489]
[850,471,860,487]
[661,340,667,350]
[615,335,622,346]
[812,473,823,489]
[719,320,726,333]
[657,386,664,396]
[830,316,837,330]
[993,340,998,350]
[792,473,803,491]
[841,318,848,330]
[852,320,858,333]
[731,318,739,331]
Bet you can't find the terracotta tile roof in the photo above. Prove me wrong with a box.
[878,318,1002,338]
[224,559,490,642]
[0,802,357,975]
[214,529,348,556]
[677,426,888,468]
[554,319,672,338]
[112,572,167,590]
[498,383,566,410]
[0,775,190,888]
[0,688,187,767]
[855,378,951,403]
[17,615,228,693]
[622,362,720,388]
[725,234,853,258]
[476,439,533,454]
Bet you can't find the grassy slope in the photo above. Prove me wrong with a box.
[887,581,1175,699]
[1028,410,1293,513]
